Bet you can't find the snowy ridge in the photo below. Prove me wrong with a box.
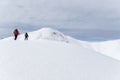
[3,28,120,61]
[86,40,120,60]
[71,39,120,61]
[3,28,69,42]
[31,28,69,42]
[1,28,120,80]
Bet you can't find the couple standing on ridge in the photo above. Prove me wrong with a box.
[13,29,29,40]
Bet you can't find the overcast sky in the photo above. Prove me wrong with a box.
[0,0,120,41]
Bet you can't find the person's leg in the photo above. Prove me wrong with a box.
[16,35,18,40]
[14,35,16,40]
[26,37,28,40]
[25,36,28,40]
[15,35,18,40]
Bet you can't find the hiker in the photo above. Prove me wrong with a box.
[13,29,20,40]
[25,32,29,40]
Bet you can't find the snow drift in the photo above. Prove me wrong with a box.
[1,28,120,80]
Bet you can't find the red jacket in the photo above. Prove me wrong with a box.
[14,29,20,35]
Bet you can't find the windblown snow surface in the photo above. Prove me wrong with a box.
[1,28,120,80]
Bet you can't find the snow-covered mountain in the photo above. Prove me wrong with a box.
[1,28,120,80]
[4,28,69,42]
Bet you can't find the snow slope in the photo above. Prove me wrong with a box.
[85,40,120,60]
[1,28,120,80]
[4,28,69,42]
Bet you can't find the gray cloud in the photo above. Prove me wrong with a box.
[0,0,120,40]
